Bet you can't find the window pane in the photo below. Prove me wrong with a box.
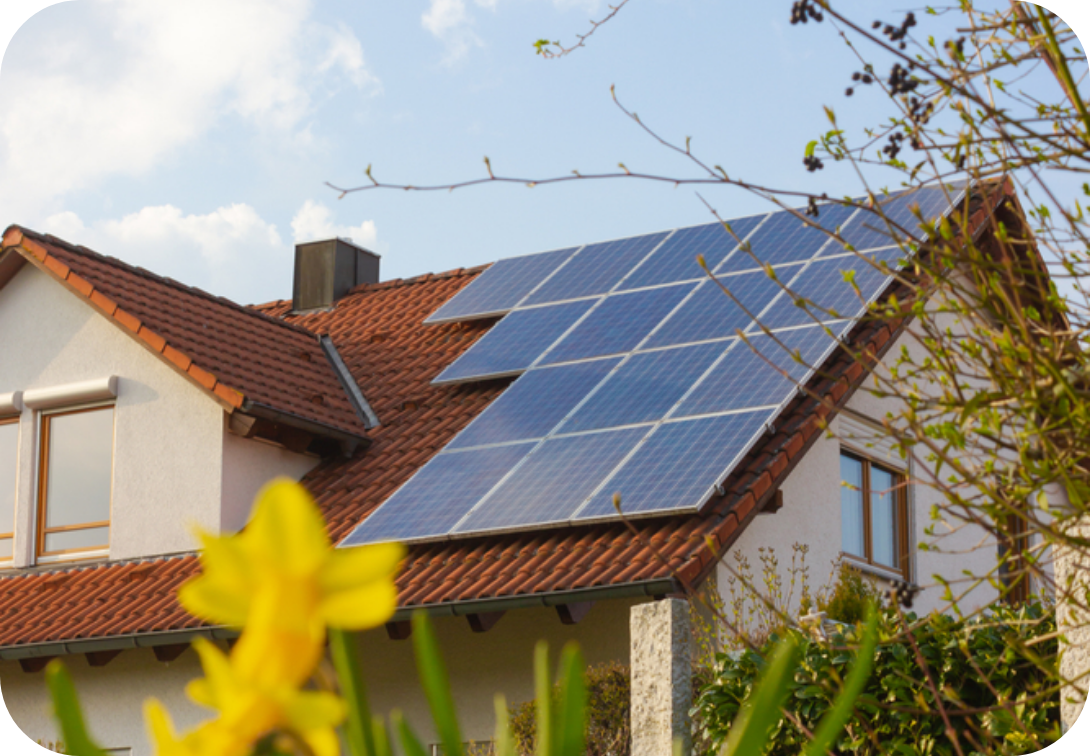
[870,466,898,568]
[44,409,113,530]
[0,422,16,536]
[0,536,11,559]
[44,526,109,554]
[840,454,865,557]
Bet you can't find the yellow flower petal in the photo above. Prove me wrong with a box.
[177,580,250,627]
[281,690,346,730]
[319,580,399,630]
[321,542,405,592]
[302,727,342,756]
[185,679,215,710]
[248,479,330,574]
[144,700,197,756]
[231,625,325,691]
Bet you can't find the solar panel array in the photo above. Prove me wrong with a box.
[344,185,964,546]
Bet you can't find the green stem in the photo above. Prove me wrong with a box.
[1036,7,1090,141]
[329,628,376,756]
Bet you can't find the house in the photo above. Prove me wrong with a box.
[0,181,1028,755]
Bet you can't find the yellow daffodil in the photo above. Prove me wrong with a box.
[178,477,404,638]
[146,639,346,756]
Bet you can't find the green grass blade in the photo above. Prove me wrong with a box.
[493,694,516,756]
[533,641,552,756]
[329,627,377,756]
[553,643,586,756]
[392,710,430,756]
[721,634,800,756]
[372,714,393,756]
[411,611,465,756]
[802,603,879,756]
[44,660,107,756]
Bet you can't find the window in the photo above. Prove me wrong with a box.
[37,406,114,559]
[0,417,17,561]
[840,451,909,577]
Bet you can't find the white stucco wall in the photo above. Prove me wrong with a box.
[722,322,999,624]
[0,601,637,755]
[0,264,319,563]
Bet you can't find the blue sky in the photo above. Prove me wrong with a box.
[1,1,1088,306]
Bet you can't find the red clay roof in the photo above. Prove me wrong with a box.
[0,226,366,438]
[0,182,1014,652]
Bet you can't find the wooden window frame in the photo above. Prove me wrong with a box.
[36,404,114,560]
[840,449,911,580]
[0,416,17,560]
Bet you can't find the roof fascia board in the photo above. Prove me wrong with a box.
[2,236,242,414]
[320,335,380,429]
[0,247,27,290]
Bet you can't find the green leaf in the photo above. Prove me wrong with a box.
[805,140,819,158]
[722,634,800,756]
[493,695,516,756]
[330,628,377,756]
[412,611,465,756]
[534,642,552,756]
[803,603,879,756]
[554,643,587,756]
[44,660,107,756]
[392,709,429,756]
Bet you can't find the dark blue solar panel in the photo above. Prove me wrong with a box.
[676,326,838,417]
[644,272,781,348]
[448,358,620,449]
[341,443,534,544]
[559,342,726,433]
[835,185,962,252]
[574,410,774,519]
[762,249,900,329]
[426,247,578,323]
[618,216,765,291]
[454,427,647,533]
[523,232,670,305]
[540,284,695,364]
[718,202,857,274]
[433,299,595,384]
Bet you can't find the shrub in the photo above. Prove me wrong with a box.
[694,599,1060,755]
[816,561,885,625]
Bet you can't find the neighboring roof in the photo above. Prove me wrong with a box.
[0,226,366,440]
[0,181,1016,655]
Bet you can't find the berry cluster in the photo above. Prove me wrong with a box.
[872,12,917,50]
[845,68,874,97]
[803,154,824,172]
[888,62,919,95]
[790,0,824,25]
[805,196,820,217]
[882,130,907,160]
[888,579,921,609]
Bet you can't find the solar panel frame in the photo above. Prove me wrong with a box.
[424,246,581,324]
[432,299,597,384]
[452,426,649,535]
[715,202,859,274]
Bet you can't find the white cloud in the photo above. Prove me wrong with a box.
[422,0,481,63]
[40,200,380,305]
[0,0,379,213]
[292,200,378,248]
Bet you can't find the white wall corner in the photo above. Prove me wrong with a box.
[630,598,692,756]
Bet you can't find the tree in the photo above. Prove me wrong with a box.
[333,0,1090,748]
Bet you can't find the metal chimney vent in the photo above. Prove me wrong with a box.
[292,238,380,312]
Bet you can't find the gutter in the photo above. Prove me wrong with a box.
[240,400,369,456]
[0,578,679,661]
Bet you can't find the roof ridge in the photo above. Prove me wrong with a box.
[16,227,321,341]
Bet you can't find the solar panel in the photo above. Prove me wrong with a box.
[717,202,857,274]
[540,284,695,364]
[762,249,900,330]
[433,299,595,384]
[618,216,765,291]
[343,187,965,547]
[835,185,965,253]
[448,357,621,449]
[676,326,839,417]
[425,247,578,323]
[559,342,727,434]
[574,410,774,519]
[643,271,782,348]
[522,232,671,305]
[340,443,535,544]
[453,427,647,533]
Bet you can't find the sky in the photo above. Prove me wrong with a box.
[0,0,1087,309]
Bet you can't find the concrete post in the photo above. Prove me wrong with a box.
[1057,519,1090,730]
[630,598,692,756]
